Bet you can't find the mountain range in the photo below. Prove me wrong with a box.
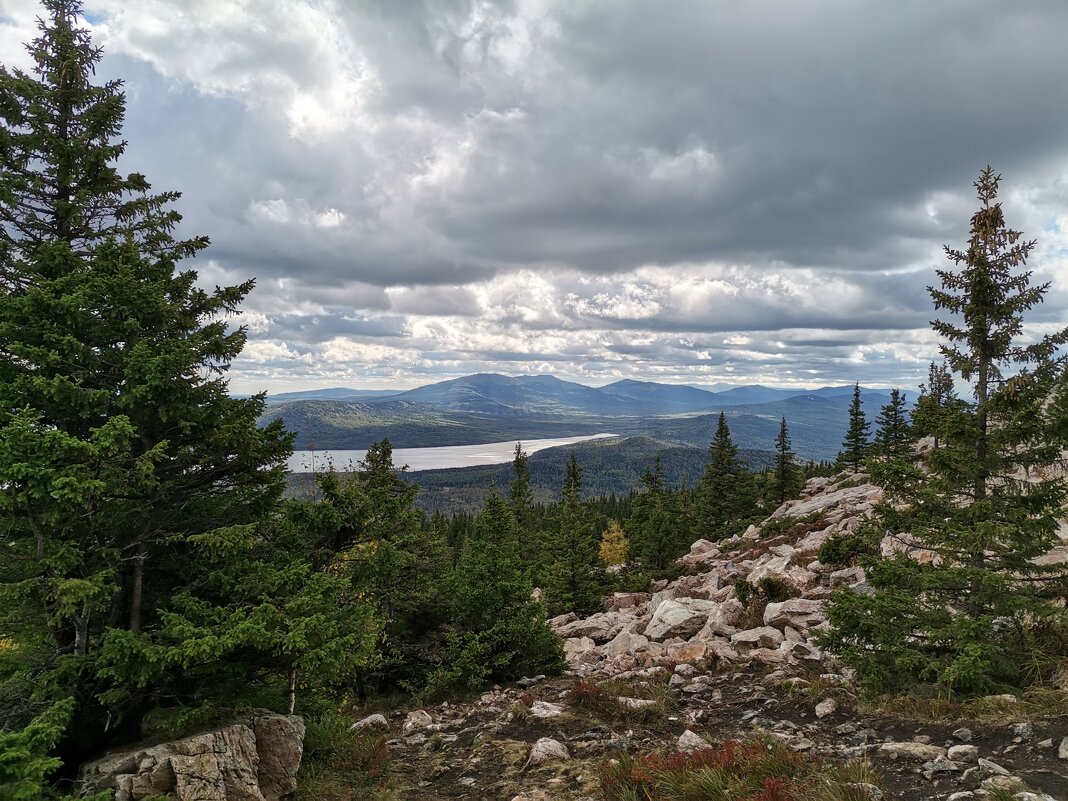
[261,373,917,463]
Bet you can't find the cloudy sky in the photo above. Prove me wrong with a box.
[3,0,1068,394]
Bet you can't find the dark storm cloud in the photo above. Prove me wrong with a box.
[2,0,1065,391]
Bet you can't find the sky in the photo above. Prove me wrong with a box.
[2,0,1068,394]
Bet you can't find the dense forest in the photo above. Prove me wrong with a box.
[1,3,1067,800]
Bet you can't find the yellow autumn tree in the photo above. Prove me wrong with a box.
[599,519,629,567]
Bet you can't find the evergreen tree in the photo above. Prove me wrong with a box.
[771,417,803,505]
[544,454,605,616]
[911,361,958,448]
[429,494,564,694]
[838,383,871,470]
[825,168,1068,694]
[509,442,542,580]
[694,412,754,540]
[627,458,683,569]
[0,0,204,277]
[0,1,292,760]
[872,388,913,461]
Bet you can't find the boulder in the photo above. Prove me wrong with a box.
[762,599,825,629]
[605,629,650,658]
[78,710,305,801]
[526,737,570,767]
[556,611,629,643]
[351,713,387,732]
[678,730,712,753]
[644,598,717,641]
[730,626,785,652]
[529,701,564,719]
[403,710,433,735]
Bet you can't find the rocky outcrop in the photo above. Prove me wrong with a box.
[78,710,305,801]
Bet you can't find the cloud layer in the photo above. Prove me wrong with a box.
[3,0,1067,392]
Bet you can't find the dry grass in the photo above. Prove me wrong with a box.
[859,685,1068,724]
[566,678,674,726]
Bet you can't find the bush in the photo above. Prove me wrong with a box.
[598,734,880,801]
[818,528,879,567]
[296,711,392,801]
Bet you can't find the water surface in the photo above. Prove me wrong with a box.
[287,433,618,473]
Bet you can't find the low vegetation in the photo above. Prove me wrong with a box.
[599,735,881,801]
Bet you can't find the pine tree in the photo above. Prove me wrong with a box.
[912,361,958,448]
[771,417,802,505]
[825,168,1068,694]
[872,388,913,461]
[544,454,605,616]
[694,412,754,540]
[838,383,871,471]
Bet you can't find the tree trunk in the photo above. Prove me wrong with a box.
[287,669,298,715]
[130,553,145,635]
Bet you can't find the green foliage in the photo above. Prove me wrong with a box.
[911,361,959,447]
[0,698,69,801]
[425,494,564,696]
[626,458,692,571]
[837,383,871,471]
[770,418,803,505]
[870,388,913,461]
[296,710,393,801]
[818,525,880,567]
[694,413,756,540]
[825,168,1068,695]
[544,454,609,615]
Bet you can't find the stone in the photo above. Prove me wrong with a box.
[677,730,711,753]
[730,626,785,652]
[1058,736,1068,760]
[556,611,629,643]
[877,741,946,761]
[952,727,974,742]
[644,598,718,641]
[947,744,978,763]
[526,737,570,767]
[606,629,650,658]
[665,641,707,663]
[762,598,825,629]
[814,698,837,719]
[403,710,433,735]
[351,713,388,731]
[79,710,305,801]
[529,701,564,719]
[977,757,1010,775]
[615,696,656,709]
[564,636,598,658]
[1012,722,1033,740]
[511,792,552,801]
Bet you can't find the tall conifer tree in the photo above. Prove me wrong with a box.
[825,168,1068,694]
[695,412,754,540]
[838,383,871,471]
[771,417,802,504]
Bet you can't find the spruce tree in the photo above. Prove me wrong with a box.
[695,412,754,540]
[509,442,541,580]
[771,417,802,505]
[0,0,291,754]
[544,454,604,616]
[872,388,913,461]
[626,458,682,569]
[825,168,1068,694]
[911,361,958,448]
[838,383,871,471]
[430,494,563,694]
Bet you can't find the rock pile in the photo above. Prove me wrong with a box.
[551,474,887,679]
[78,710,305,801]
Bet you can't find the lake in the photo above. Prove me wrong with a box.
[287,433,618,474]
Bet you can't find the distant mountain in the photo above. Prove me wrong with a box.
[386,373,652,415]
[598,379,723,413]
[262,373,919,459]
[265,387,400,403]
